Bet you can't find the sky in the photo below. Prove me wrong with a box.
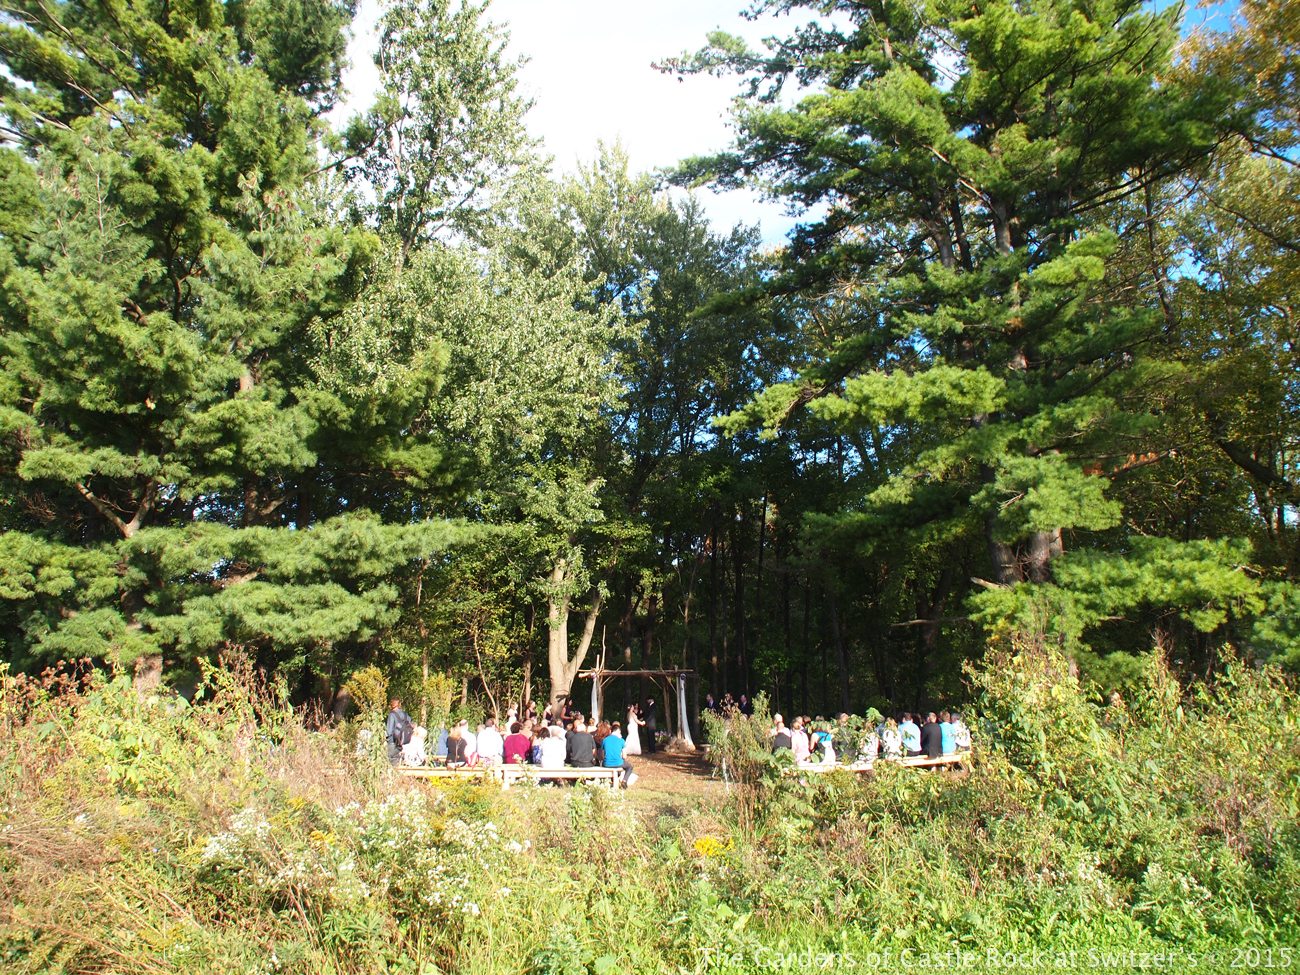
[332,0,809,244]
[331,0,1240,247]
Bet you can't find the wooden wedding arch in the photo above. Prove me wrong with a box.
[577,655,697,750]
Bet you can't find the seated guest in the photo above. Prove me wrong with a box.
[593,720,612,766]
[881,718,903,760]
[434,722,449,760]
[920,712,942,758]
[602,721,638,786]
[819,730,836,766]
[446,725,468,766]
[769,714,793,753]
[566,719,597,768]
[401,725,428,766]
[833,713,854,758]
[940,710,956,755]
[858,728,880,763]
[530,726,547,764]
[539,726,566,769]
[952,712,972,750]
[478,716,505,765]
[461,721,478,765]
[503,722,531,764]
[899,713,921,756]
[790,717,811,763]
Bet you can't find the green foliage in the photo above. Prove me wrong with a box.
[1,641,1298,972]
[342,665,387,718]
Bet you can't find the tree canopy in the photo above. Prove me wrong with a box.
[0,0,1296,722]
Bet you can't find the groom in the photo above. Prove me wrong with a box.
[645,697,657,753]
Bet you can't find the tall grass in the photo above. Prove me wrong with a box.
[1,645,1296,973]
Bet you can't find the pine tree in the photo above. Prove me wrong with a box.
[0,0,475,681]
[662,0,1257,667]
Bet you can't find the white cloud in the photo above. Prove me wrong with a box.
[332,0,815,244]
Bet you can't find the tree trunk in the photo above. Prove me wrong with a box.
[133,653,163,695]
[826,581,851,713]
[916,564,955,709]
[546,559,603,711]
[1025,528,1063,583]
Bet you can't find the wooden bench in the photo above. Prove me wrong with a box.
[397,764,623,790]
[498,765,622,790]
[397,766,497,784]
[899,751,970,769]
[784,750,972,776]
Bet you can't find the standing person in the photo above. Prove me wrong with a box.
[625,705,644,755]
[704,693,717,714]
[738,694,753,716]
[602,721,638,787]
[385,698,414,765]
[833,713,854,758]
[645,697,658,753]
[858,726,880,764]
[920,712,942,759]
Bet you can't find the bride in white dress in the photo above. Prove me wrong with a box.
[625,705,645,755]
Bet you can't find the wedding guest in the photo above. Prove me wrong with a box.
[539,726,566,769]
[790,717,811,763]
[446,724,468,766]
[769,714,793,753]
[881,718,903,760]
[953,712,972,751]
[503,722,531,764]
[920,712,942,759]
[899,713,921,756]
[602,721,637,786]
[477,716,505,765]
[566,719,596,768]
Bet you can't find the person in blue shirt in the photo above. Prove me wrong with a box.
[603,722,638,787]
[939,710,956,755]
[899,713,922,756]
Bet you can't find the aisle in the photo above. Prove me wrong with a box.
[626,750,722,800]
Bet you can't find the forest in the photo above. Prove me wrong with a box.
[0,0,1299,970]
[0,0,1297,725]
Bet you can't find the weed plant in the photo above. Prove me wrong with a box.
[1,644,1296,973]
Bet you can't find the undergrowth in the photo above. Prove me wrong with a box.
[1,646,1297,973]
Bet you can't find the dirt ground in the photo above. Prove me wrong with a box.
[618,748,727,820]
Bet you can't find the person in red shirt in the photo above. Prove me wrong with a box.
[503,721,532,764]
